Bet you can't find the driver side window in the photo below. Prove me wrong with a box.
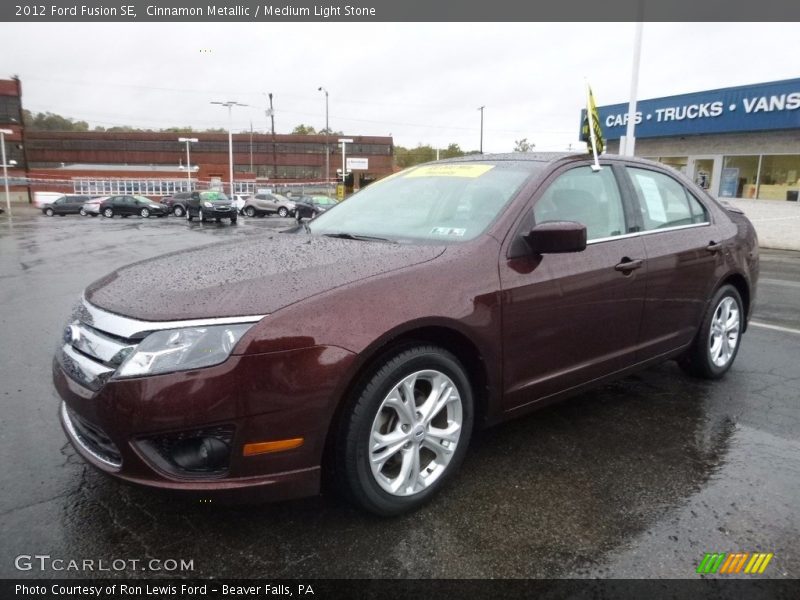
[534,166,627,241]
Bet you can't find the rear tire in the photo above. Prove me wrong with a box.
[678,284,744,380]
[244,206,256,217]
[79,208,87,216]
[335,345,473,516]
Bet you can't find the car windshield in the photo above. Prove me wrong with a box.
[200,191,229,202]
[308,161,537,243]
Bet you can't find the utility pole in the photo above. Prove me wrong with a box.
[268,93,275,135]
[178,137,198,190]
[1,128,15,216]
[478,106,485,154]
[318,87,329,189]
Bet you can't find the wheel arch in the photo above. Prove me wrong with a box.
[320,322,491,480]
[716,272,751,332]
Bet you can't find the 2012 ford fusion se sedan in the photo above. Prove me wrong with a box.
[53,153,758,516]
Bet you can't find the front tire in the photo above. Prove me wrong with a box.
[335,345,473,516]
[140,208,150,218]
[278,207,289,218]
[679,284,744,380]
[45,208,54,216]
[173,205,185,218]
[102,208,114,218]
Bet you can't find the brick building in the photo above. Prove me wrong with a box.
[1,78,394,203]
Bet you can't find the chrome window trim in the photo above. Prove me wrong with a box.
[60,402,122,469]
[586,221,710,246]
[80,296,266,339]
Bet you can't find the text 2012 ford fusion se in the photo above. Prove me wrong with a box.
[53,153,758,516]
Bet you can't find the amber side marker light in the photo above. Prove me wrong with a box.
[243,438,304,456]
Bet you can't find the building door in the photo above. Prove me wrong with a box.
[689,157,718,194]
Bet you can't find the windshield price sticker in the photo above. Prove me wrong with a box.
[430,227,466,236]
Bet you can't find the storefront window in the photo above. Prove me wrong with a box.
[757,155,800,201]
[720,156,759,198]
[658,156,688,176]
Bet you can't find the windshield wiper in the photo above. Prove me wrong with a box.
[322,232,396,243]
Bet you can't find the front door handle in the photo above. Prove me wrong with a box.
[614,258,644,273]
[706,241,723,253]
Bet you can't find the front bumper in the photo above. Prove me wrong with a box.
[54,344,356,502]
[203,207,236,218]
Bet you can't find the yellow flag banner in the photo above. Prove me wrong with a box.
[580,86,605,156]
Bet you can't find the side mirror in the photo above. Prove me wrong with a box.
[524,221,587,254]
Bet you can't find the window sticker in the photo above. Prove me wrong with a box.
[430,227,466,236]
[633,173,668,223]
[406,164,495,178]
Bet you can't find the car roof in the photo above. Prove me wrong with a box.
[436,151,674,170]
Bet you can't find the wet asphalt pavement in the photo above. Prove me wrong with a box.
[0,211,798,579]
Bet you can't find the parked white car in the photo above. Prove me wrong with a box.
[80,196,110,216]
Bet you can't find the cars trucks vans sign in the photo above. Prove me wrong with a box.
[580,78,800,140]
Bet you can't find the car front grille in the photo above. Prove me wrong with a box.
[61,402,122,468]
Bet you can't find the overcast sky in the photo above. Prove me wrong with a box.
[2,22,798,152]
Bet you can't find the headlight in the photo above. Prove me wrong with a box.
[116,323,254,378]
[203,201,213,208]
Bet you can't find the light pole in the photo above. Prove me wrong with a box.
[338,138,353,184]
[318,87,329,189]
[1,129,13,215]
[178,137,198,191]
[477,106,485,154]
[211,101,247,197]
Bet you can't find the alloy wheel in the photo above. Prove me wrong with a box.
[368,369,463,497]
[708,296,740,367]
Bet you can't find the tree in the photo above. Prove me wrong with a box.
[514,138,535,152]
[291,124,317,135]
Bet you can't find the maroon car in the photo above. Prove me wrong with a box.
[53,153,758,515]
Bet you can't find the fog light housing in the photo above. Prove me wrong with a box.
[171,437,230,472]
[137,426,235,477]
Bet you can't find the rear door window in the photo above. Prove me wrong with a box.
[627,168,709,230]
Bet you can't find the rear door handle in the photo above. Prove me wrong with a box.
[614,258,644,273]
[706,241,723,253]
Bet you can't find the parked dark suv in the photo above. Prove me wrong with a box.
[185,190,237,223]
[54,153,758,516]
[42,195,95,216]
[163,192,191,217]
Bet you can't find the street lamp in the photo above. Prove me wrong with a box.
[0,128,13,216]
[178,137,198,190]
[318,87,329,189]
[338,138,353,184]
[477,106,485,154]
[210,101,247,197]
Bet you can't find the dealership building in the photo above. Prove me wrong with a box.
[595,77,800,201]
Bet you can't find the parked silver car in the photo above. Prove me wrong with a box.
[242,193,296,218]
[80,196,110,217]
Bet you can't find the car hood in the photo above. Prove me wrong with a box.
[85,233,446,320]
